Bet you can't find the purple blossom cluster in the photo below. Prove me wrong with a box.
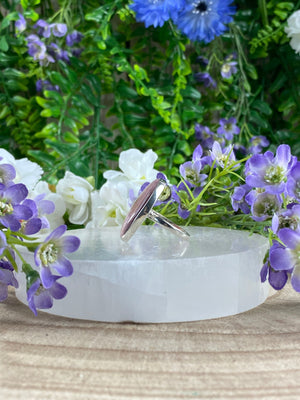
[0,158,80,315]
[230,144,300,292]
[15,13,83,72]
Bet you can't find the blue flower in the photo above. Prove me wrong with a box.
[174,0,236,43]
[130,0,184,28]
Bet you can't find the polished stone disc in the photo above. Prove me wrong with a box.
[15,226,270,322]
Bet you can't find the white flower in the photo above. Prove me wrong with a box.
[30,181,66,231]
[88,148,159,227]
[104,149,159,184]
[285,10,300,54]
[0,148,43,190]
[56,171,93,225]
[87,179,133,227]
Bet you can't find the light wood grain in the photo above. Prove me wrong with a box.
[0,286,299,400]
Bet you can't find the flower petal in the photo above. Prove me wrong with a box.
[49,280,67,299]
[5,183,28,204]
[291,264,300,292]
[13,204,33,220]
[45,224,67,242]
[34,290,53,309]
[40,266,55,289]
[278,228,300,249]
[275,144,291,168]
[60,235,80,253]
[269,245,293,271]
[53,256,73,277]
[269,268,288,290]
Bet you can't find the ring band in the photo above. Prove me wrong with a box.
[120,178,190,242]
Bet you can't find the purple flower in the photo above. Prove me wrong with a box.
[196,56,209,66]
[71,48,83,57]
[36,79,60,93]
[271,204,300,234]
[66,30,83,46]
[21,195,54,235]
[172,183,191,220]
[217,117,240,141]
[246,190,282,222]
[172,182,201,220]
[179,145,207,186]
[15,13,26,34]
[269,228,300,291]
[0,259,18,302]
[195,123,215,149]
[50,23,68,37]
[48,43,70,63]
[34,20,51,38]
[210,141,236,168]
[34,225,80,289]
[248,135,270,155]
[231,184,251,214]
[19,199,41,235]
[287,161,300,201]
[221,61,238,79]
[0,183,32,231]
[0,162,16,185]
[38,53,55,66]
[260,257,288,291]
[27,276,67,316]
[32,194,55,229]
[245,144,296,194]
[27,34,47,61]
[194,72,216,88]
[0,230,7,256]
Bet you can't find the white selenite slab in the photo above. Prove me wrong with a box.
[15,226,270,323]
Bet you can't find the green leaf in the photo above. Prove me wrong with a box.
[49,71,70,92]
[45,139,79,156]
[173,154,185,164]
[121,100,145,114]
[181,86,201,100]
[249,110,269,130]
[69,159,91,177]
[12,95,28,106]
[1,12,19,31]
[117,81,138,99]
[21,0,29,9]
[0,36,9,52]
[27,150,56,168]
[269,73,287,93]
[44,90,64,106]
[252,100,272,116]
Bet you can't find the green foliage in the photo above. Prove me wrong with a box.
[249,1,294,57]
[2,0,300,184]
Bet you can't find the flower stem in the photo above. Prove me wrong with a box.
[258,0,269,27]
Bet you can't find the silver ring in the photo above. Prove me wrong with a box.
[120,178,190,242]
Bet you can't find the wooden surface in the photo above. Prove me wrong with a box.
[0,286,299,400]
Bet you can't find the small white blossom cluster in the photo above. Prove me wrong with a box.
[285,10,300,54]
[0,148,159,230]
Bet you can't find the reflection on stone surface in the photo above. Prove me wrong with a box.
[69,226,266,260]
